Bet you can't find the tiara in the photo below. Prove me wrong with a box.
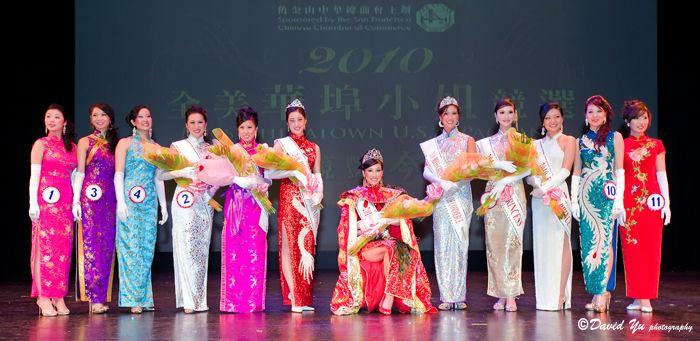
[439,96,459,109]
[361,148,383,164]
[286,98,305,109]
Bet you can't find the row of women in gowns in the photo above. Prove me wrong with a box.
[414,95,669,314]
[28,94,670,316]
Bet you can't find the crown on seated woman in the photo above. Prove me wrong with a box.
[439,96,459,109]
[286,98,305,109]
[362,148,383,164]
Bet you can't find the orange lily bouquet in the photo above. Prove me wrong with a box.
[251,145,307,174]
[474,128,546,216]
[442,153,509,183]
[207,128,275,214]
[142,143,193,188]
[142,143,222,211]
[348,184,442,256]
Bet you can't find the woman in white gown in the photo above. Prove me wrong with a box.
[158,105,217,313]
[527,102,575,310]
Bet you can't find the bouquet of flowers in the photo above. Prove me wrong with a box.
[442,153,509,182]
[543,188,568,220]
[348,184,442,256]
[142,143,222,211]
[251,145,307,174]
[142,143,193,187]
[206,128,275,214]
[474,128,547,215]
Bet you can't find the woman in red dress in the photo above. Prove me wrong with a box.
[266,99,323,313]
[620,99,671,313]
[330,148,436,315]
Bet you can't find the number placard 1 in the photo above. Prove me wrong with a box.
[42,187,60,204]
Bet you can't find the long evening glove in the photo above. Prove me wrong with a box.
[28,164,41,222]
[72,171,85,221]
[657,171,671,225]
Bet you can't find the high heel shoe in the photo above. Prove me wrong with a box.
[594,292,610,313]
[90,303,109,314]
[378,296,392,315]
[131,307,143,314]
[626,300,641,311]
[37,299,57,317]
[51,298,70,316]
[505,298,518,312]
[438,302,454,311]
[291,306,315,313]
[640,305,653,313]
[493,298,506,310]
[585,295,598,311]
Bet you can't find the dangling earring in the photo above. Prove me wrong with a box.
[62,124,66,136]
[132,127,137,136]
[626,123,630,127]
[541,127,546,136]
[438,121,444,128]
[204,130,207,137]
[585,118,589,126]
[602,119,606,125]
[287,126,291,132]
[455,121,459,127]
[149,128,153,139]
[45,126,48,134]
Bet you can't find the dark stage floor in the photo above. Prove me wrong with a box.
[1,271,698,340]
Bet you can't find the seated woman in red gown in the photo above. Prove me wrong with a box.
[330,148,436,315]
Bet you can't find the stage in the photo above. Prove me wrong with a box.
[2,271,697,340]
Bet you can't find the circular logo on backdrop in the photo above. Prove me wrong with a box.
[416,4,455,32]
[129,186,146,203]
[176,190,195,208]
[480,192,497,209]
[85,184,103,201]
[602,181,617,200]
[647,194,664,211]
[42,187,60,204]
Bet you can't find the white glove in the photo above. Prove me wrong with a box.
[526,176,543,197]
[525,176,540,187]
[114,171,128,222]
[657,171,671,225]
[158,166,196,181]
[265,169,307,188]
[612,169,626,226]
[491,170,530,199]
[232,176,258,189]
[72,171,85,221]
[540,169,571,193]
[377,217,401,227]
[570,175,581,222]
[28,164,41,222]
[489,178,508,201]
[156,178,168,225]
[493,160,517,173]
